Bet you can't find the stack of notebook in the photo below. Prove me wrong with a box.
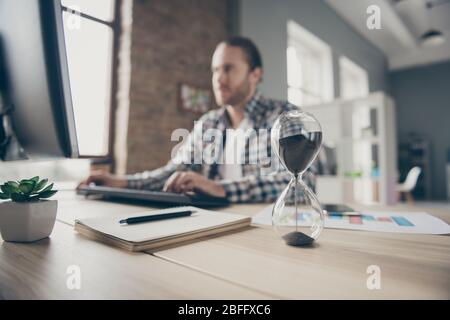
[74,206,251,252]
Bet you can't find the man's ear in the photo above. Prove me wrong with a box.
[250,67,263,84]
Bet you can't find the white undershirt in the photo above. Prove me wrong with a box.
[219,118,250,180]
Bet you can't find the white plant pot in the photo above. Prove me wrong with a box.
[0,200,58,242]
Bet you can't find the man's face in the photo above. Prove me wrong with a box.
[211,43,261,107]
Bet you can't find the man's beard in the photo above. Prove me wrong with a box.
[217,77,252,107]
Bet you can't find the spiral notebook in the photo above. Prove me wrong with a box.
[74,206,251,252]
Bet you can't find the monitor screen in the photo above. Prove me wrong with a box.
[0,0,78,161]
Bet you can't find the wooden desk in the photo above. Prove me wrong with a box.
[1,191,449,299]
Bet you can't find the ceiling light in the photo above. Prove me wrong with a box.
[419,1,447,47]
[420,29,446,46]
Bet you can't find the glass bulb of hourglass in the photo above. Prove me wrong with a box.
[271,110,324,246]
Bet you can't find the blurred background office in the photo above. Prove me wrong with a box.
[1,0,449,206]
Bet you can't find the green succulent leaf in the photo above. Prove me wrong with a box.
[1,183,19,195]
[34,179,48,193]
[0,184,9,195]
[0,192,10,200]
[27,196,38,201]
[38,190,57,199]
[11,193,28,202]
[1,178,57,202]
[19,181,35,194]
[7,181,20,188]
[31,176,40,184]
[41,183,54,193]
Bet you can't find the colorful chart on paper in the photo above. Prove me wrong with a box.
[318,212,413,226]
[252,206,450,234]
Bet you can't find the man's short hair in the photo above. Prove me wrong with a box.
[222,36,263,71]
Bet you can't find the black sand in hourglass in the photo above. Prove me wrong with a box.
[278,132,322,175]
[278,132,322,246]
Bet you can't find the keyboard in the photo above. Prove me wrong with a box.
[76,185,230,208]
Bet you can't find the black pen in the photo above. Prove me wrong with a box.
[119,210,194,225]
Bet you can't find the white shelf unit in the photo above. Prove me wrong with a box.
[304,92,397,205]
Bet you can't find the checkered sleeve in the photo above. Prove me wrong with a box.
[220,164,317,203]
[126,142,200,191]
[126,162,178,191]
[125,112,215,190]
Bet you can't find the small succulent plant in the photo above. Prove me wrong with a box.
[0,177,57,203]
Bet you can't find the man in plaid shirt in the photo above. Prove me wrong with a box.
[81,37,316,203]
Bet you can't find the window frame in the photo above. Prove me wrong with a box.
[287,20,334,107]
[61,0,121,165]
[339,55,369,100]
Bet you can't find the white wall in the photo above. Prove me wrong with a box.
[237,0,389,100]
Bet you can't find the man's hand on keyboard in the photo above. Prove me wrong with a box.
[163,171,226,198]
[78,171,128,189]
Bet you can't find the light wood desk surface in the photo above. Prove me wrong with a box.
[1,191,449,299]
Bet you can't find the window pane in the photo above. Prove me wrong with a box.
[61,0,115,22]
[287,20,333,104]
[63,12,113,156]
[340,56,369,100]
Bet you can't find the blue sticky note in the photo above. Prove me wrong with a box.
[392,216,414,227]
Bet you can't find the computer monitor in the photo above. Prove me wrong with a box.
[0,0,78,161]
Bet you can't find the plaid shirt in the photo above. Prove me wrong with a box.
[127,92,317,203]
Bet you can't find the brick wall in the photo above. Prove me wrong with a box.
[126,0,230,174]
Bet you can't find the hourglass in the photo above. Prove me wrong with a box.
[271,110,324,246]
